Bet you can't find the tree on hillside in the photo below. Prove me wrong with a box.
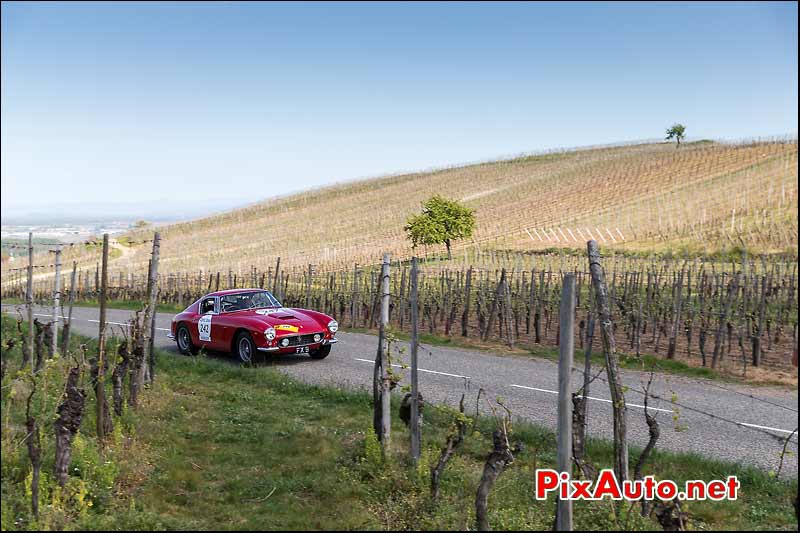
[404,196,475,260]
[665,124,686,147]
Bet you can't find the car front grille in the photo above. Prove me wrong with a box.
[285,333,324,346]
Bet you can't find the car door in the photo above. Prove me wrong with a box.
[194,296,219,351]
[214,294,243,352]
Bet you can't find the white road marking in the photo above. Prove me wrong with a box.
[30,310,174,334]
[511,384,798,438]
[738,422,798,435]
[510,384,673,413]
[353,358,469,380]
[88,319,130,327]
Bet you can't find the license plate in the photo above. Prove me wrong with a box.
[295,346,309,354]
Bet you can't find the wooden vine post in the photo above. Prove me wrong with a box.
[272,257,281,294]
[753,274,767,367]
[587,240,629,482]
[409,256,421,463]
[461,266,472,337]
[96,233,109,440]
[483,268,507,342]
[148,285,159,382]
[305,263,313,309]
[139,232,161,390]
[51,247,62,355]
[26,232,34,370]
[556,273,575,531]
[61,261,77,354]
[378,253,391,452]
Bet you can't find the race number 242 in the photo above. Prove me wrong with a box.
[198,315,212,342]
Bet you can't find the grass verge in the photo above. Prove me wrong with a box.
[1,313,796,530]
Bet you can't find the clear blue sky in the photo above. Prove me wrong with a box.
[1,1,797,219]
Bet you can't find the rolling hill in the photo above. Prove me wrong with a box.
[4,138,798,280]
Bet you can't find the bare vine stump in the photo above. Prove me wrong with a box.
[112,340,131,416]
[652,499,688,531]
[33,319,48,372]
[399,392,424,427]
[90,355,114,437]
[54,366,86,486]
[634,376,661,517]
[571,394,595,479]
[430,394,465,501]
[18,317,30,370]
[25,387,42,519]
[475,428,517,531]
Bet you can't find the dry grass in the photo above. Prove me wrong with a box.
[4,139,797,280]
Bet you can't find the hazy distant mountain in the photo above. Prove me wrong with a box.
[0,198,254,226]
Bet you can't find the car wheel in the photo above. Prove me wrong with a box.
[310,344,331,360]
[176,324,199,355]
[235,331,257,364]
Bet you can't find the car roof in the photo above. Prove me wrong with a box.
[206,288,269,297]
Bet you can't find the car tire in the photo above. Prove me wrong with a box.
[176,324,199,355]
[310,344,331,360]
[235,331,257,364]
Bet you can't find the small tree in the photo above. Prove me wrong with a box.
[405,196,476,259]
[665,124,686,147]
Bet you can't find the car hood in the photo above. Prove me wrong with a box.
[234,307,324,333]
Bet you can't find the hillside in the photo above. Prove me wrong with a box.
[5,139,798,279]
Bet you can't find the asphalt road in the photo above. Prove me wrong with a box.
[4,303,797,476]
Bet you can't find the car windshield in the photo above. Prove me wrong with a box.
[220,291,281,312]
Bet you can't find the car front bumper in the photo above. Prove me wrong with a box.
[257,337,338,353]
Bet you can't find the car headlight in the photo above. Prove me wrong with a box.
[313,333,321,343]
[328,320,338,334]
[264,327,276,341]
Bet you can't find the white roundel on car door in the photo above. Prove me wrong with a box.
[198,315,212,342]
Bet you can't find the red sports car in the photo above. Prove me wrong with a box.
[168,288,338,363]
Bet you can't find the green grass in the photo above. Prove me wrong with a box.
[1,313,797,530]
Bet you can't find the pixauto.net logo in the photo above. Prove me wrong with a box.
[535,469,740,501]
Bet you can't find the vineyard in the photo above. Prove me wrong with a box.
[2,138,796,280]
[1,138,798,377]
[5,246,797,376]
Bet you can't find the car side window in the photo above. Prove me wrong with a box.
[200,298,215,314]
[221,295,242,312]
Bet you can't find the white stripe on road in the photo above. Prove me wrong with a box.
[88,319,129,327]
[511,384,798,438]
[738,422,798,435]
[34,312,171,333]
[510,384,673,413]
[353,358,470,380]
